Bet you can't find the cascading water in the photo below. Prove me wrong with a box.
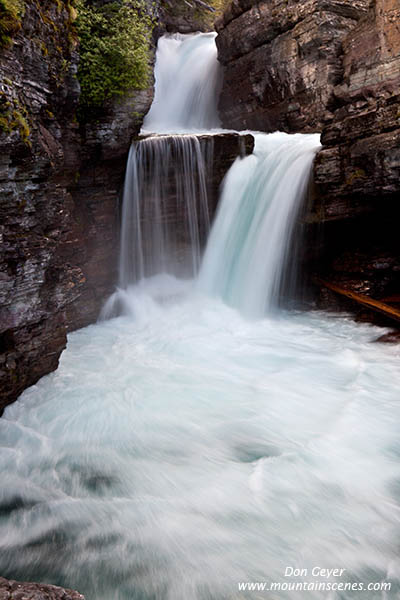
[108,31,221,302]
[142,33,221,134]
[1,30,400,600]
[199,132,321,316]
[119,135,211,286]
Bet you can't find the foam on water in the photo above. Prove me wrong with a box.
[1,277,400,600]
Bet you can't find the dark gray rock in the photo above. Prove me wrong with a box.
[0,577,84,600]
[0,0,82,414]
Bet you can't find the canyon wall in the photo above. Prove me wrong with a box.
[2,0,399,411]
[0,0,82,412]
[216,0,371,132]
[312,0,400,306]
[216,0,400,318]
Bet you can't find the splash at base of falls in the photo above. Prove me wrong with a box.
[1,276,399,600]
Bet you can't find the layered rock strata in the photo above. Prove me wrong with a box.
[312,0,400,309]
[0,0,81,412]
[0,0,229,412]
[215,0,370,131]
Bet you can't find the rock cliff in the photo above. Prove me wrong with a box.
[216,0,370,132]
[1,0,399,413]
[216,0,399,319]
[0,0,82,412]
[312,0,400,309]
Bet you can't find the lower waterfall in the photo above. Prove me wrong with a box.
[199,132,321,316]
[1,30,399,600]
[119,135,211,286]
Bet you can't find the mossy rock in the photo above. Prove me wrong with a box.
[0,0,24,48]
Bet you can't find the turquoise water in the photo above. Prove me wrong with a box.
[1,275,399,599]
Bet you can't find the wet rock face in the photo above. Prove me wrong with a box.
[65,89,155,331]
[158,0,217,34]
[0,0,82,413]
[215,0,370,132]
[315,0,400,219]
[0,0,154,410]
[311,0,400,306]
[0,577,84,600]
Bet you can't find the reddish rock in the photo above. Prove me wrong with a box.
[215,0,370,132]
[311,0,400,308]
[375,330,400,344]
[314,0,400,218]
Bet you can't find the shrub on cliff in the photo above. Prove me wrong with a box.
[75,0,153,119]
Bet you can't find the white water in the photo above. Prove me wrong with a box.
[1,278,400,600]
[117,31,221,290]
[199,132,321,316]
[118,135,211,287]
[142,33,221,134]
[1,30,400,600]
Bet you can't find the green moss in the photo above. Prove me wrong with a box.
[67,1,77,23]
[0,0,24,48]
[75,0,154,120]
[0,92,31,145]
[0,114,10,132]
[12,109,30,142]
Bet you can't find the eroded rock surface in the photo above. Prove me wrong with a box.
[0,0,82,412]
[215,0,370,131]
[311,0,400,309]
[0,0,225,412]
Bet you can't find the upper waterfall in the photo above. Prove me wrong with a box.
[142,33,221,134]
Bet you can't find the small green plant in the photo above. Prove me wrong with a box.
[0,89,31,145]
[75,0,154,119]
[0,0,24,48]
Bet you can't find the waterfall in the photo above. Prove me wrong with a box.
[114,32,321,318]
[198,132,321,316]
[119,135,211,287]
[142,33,221,134]
[112,31,220,296]
[2,27,400,600]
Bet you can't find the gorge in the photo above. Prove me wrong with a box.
[1,1,400,599]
